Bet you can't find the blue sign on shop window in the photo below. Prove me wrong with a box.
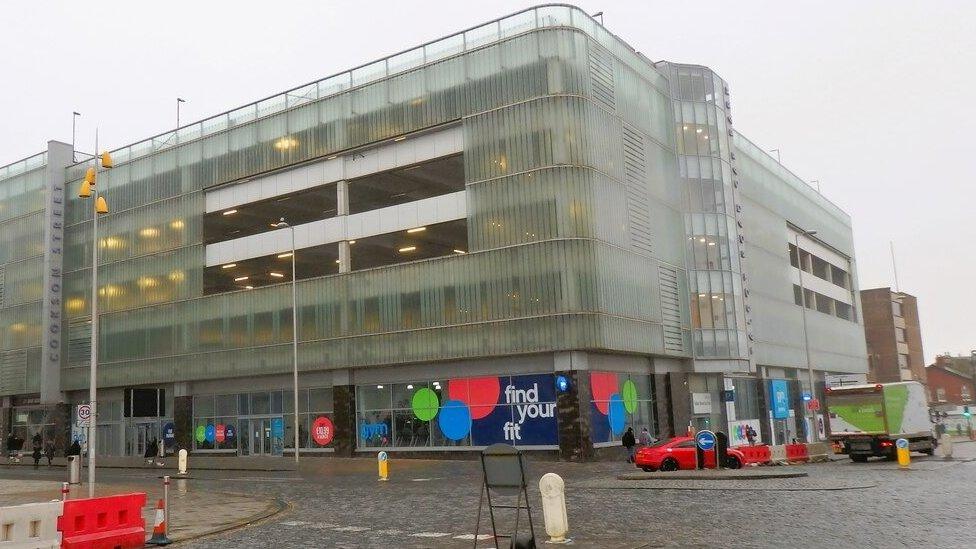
[770,380,790,419]
[162,423,175,448]
[271,418,284,438]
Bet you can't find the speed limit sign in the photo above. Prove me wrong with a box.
[76,404,92,427]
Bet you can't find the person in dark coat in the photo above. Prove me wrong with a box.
[44,441,56,466]
[31,434,43,468]
[67,440,81,457]
[622,427,637,463]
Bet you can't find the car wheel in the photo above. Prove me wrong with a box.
[726,456,742,470]
[659,458,678,472]
[850,455,868,463]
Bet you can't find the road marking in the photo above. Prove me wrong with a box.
[309,522,338,529]
[373,529,403,535]
[454,534,493,540]
[334,526,372,532]
[279,521,308,526]
[412,532,451,538]
[410,477,444,482]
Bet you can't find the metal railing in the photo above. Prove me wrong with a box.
[71,4,627,168]
[0,150,47,181]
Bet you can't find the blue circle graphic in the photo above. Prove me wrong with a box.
[438,399,472,441]
[205,424,216,443]
[696,430,716,450]
[608,393,626,436]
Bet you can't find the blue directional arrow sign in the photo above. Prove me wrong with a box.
[696,430,716,451]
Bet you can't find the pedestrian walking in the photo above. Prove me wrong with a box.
[44,440,56,466]
[638,427,653,447]
[622,427,637,463]
[31,434,43,469]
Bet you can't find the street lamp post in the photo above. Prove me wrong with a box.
[77,132,111,497]
[795,229,819,443]
[273,218,300,464]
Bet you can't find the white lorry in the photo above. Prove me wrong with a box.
[825,381,936,462]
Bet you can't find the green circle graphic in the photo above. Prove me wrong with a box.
[622,380,638,414]
[411,387,440,421]
[195,425,206,443]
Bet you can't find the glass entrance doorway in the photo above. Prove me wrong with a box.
[240,417,284,456]
[126,421,158,458]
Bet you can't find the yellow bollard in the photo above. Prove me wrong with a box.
[377,451,389,481]
[896,438,910,469]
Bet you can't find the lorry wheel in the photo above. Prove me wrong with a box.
[850,455,868,463]
[921,448,935,456]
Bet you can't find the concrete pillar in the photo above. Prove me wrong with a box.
[555,370,593,462]
[0,396,10,440]
[652,373,674,438]
[668,372,691,435]
[332,384,357,457]
[174,396,193,452]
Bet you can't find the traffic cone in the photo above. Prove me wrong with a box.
[147,498,172,545]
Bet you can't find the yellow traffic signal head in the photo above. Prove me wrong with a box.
[78,180,93,198]
[84,166,96,185]
[95,196,109,214]
[100,151,113,169]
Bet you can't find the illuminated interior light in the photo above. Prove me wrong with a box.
[278,252,293,258]
[398,246,417,253]
[234,276,249,282]
[406,384,414,390]
[138,227,159,238]
[407,227,426,233]
[245,285,254,290]
[335,259,341,264]
[707,242,716,246]
[222,209,238,216]
[269,272,285,278]
[169,219,185,230]
[699,238,706,243]
[453,249,467,254]
[326,155,338,160]
[222,263,237,269]
[377,385,385,389]
[696,128,703,134]
[348,240,356,244]
[393,136,406,142]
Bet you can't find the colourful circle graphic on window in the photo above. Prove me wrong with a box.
[411,387,440,421]
[590,372,620,414]
[205,424,216,443]
[622,380,638,414]
[195,425,206,443]
[311,416,335,446]
[608,393,626,436]
[448,377,500,420]
[438,399,472,441]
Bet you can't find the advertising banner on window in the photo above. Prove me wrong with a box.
[770,379,790,419]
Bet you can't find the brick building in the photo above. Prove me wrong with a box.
[927,355,974,406]
[861,288,925,383]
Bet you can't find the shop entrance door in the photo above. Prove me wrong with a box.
[126,421,158,458]
[243,417,283,456]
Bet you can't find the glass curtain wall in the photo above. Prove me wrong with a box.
[0,167,46,396]
[669,65,749,360]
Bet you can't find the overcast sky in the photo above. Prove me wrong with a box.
[2,1,973,362]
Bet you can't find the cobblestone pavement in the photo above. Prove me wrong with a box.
[4,444,975,548]
[0,472,282,543]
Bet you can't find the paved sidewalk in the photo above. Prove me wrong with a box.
[0,478,284,543]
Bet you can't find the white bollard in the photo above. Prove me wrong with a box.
[178,449,188,475]
[539,473,570,544]
[940,433,953,459]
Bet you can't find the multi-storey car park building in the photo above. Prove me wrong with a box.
[0,4,868,459]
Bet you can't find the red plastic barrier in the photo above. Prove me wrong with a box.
[734,444,771,465]
[785,443,809,462]
[58,492,146,549]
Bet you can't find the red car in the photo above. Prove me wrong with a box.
[634,436,745,472]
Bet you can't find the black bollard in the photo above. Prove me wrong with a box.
[716,431,730,469]
[511,532,536,549]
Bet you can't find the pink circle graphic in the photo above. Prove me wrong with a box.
[448,377,501,420]
[590,372,620,415]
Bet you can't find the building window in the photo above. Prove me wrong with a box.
[788,243,799,268]
[895,327,907,343]
[892,301,903,317]
[793,284,803,306]
[936,388,946,402]
[962,386,972,402]
[898,354,909,368]
[835,301,853,321]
